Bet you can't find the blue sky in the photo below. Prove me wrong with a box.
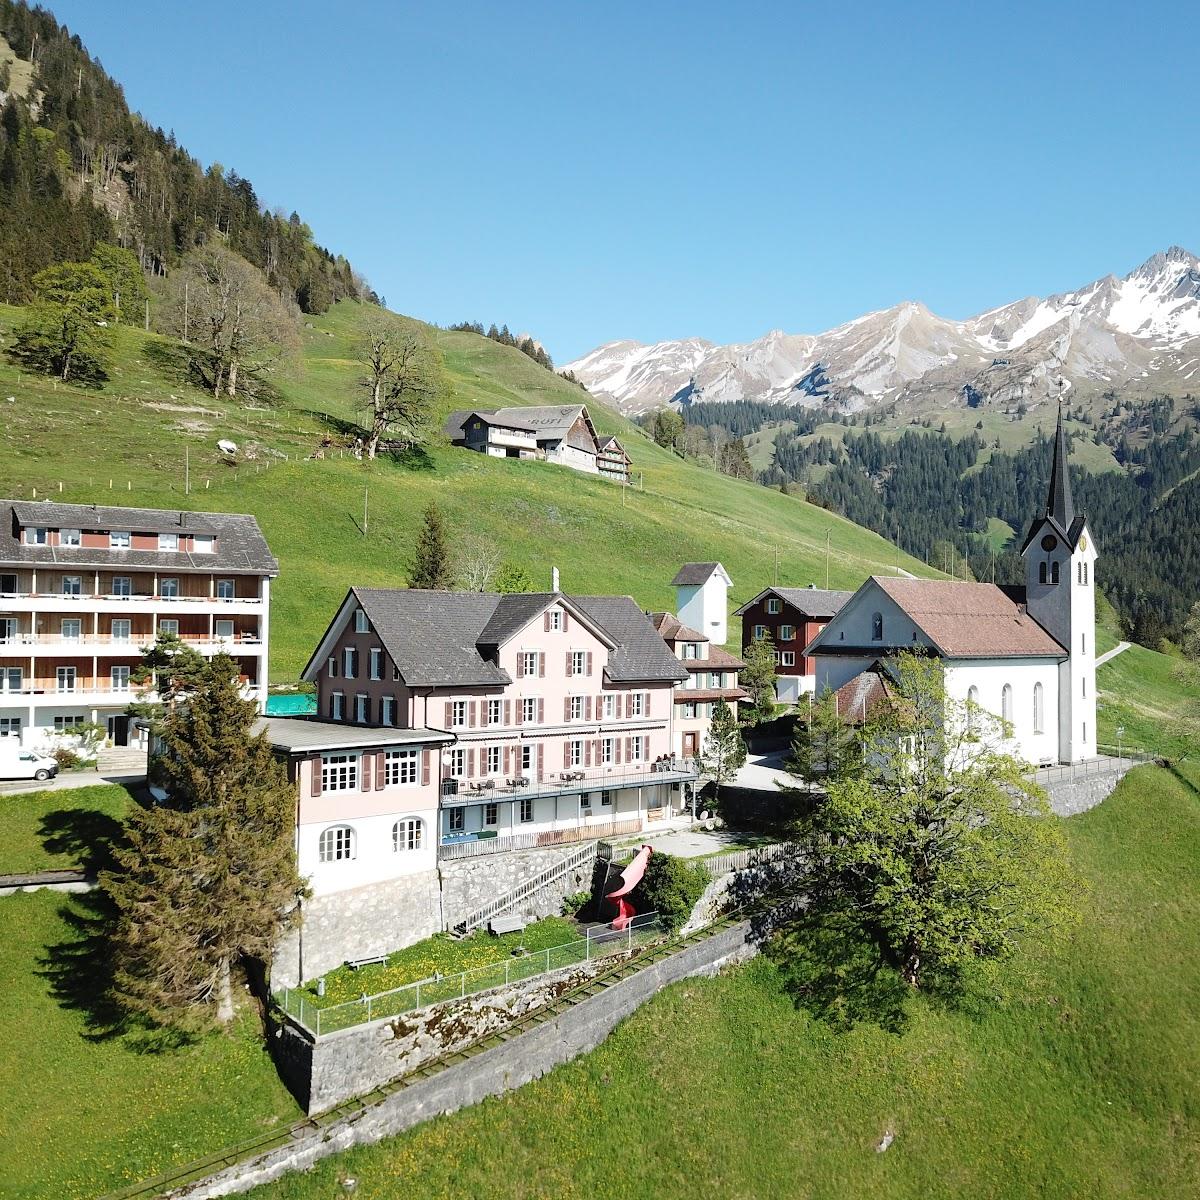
[49,0,1199,362]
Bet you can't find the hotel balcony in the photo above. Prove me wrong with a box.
[0,592,264,613]
[439,760,697,809]
[0,633,265,656]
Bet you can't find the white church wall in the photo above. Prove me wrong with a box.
[944,658,1061,768]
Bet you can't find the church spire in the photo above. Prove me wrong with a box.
[1045,404,1075,530]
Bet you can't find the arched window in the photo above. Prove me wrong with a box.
[1033,682,1044,734]
[871,612,883,641]
[393,818,423,853]
[1001,683,1013,730]
[1039,562,1047,585]
[1051,561,1060,585]
[318,825,355,863]
[966,684,980,734]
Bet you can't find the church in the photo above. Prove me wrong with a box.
[805,410,1097,765]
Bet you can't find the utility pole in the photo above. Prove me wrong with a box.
[183,280,189,341]
[144,298,150,331]
[184,445,190,495]
[774,545,779,586]
[363,485,369,535]
[825,531,831,590]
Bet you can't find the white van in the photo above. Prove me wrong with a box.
[0,746,59,782]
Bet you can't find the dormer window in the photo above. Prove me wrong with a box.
[766,598,782,615]
[193,535,214,554]
[548,609,562,632]
[25,527,48,545]
[60,528,81,547]
[159,533,178,551]
[110,531,130,549]
[682,642,699,660]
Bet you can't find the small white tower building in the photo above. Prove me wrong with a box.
[672,562,733,645]
[1020,409,1097,763]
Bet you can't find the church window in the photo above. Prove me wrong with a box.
[1039,562,1047,584]
[1081,676,1087,698]
[1051,561,1060,585]
[1081,632,1086,654]
[1077,561,1088,586]
[1033,682,1044,734]
[1001,683,1013,730]
[871,612,883,641]
[966,685,980,734]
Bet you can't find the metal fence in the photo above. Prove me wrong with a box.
[1032,749,1154,785]
[277,911,665,1038]
[702,842,802,878]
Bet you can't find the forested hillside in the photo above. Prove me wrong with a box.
[0,1,370,311]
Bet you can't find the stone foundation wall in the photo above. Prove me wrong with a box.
[271,846,599,989]
[175,921,757,1199]
[1041,763,1137,817]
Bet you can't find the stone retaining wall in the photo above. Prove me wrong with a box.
[172,921,757,1199]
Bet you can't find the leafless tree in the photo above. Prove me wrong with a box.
[357,317,444,458]
[162,244,299,398]
[456,534,502,592]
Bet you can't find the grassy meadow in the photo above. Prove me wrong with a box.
[0,301,939,679]
[241,763,1200,1200]
[0,782,133,875]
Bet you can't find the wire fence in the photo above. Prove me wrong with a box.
[1033,748,1154,784]
[277,911,665,1038]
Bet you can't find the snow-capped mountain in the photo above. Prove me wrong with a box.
[566,247,1200,416]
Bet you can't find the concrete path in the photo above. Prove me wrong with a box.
[0,768,145,796]
[731,749,798,793]
[1096,640,1132,667]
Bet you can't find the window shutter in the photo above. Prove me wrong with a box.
[564,697,571,721]
[538,698,544,723]
[503,745,511,775]
[504,699,512,725]
[515,702,523,726]
[544,611,551,632]
[616,694,624,719]
[444,700,452,727]
[626,736,633,761]
[469,701,477,728]
[517,654,525,679]
[566,650,573,674]
[421,750,431,786]
[563,741,570,768]
[537,743,544,777]
[585,739,592,766]
[587,651,593,676]
[563,611,570,632]
[467,749,475,777]
[310,757,322,797]
[538,653,545,678]
[362,755,372,792]
[615,738,623,764]
[375,752,385,790]
[585,696,592,720]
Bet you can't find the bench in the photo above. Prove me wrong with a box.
[345,954,388,970]
[488,914,526,936]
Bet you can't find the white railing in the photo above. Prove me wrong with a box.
[0,634,262,649]
[277,912,665,1037]
[452,842,598,936]
[439,817,643,859]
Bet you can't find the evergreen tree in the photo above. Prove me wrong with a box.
[102,649,305,1031]
[739,634,778,724]
[408,502,455,589]
[697,699,747,807]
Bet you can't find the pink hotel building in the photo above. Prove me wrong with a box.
[264,587,698,897]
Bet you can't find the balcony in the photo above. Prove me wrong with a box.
[0,634,264,656]
[0,591,264,611]
[439,759,698,809]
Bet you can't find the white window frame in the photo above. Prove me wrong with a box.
[318,824,355,862]
[522,651,538,676]
[449,748,466,777]
[392,818,422,852]
[521,697,537,724]
[520,797,533,823]
[62,575,82,596]
[25,527,48,545]
[56,666,77,693]
[484,802,499,827]
[355,693,369,723]
[600,738,615,765]
[629,735,645,764]
[330,691,345,720]
[369,647,382,681]
[111,576,131,598]
[682,701,697,719]
[486,745,502,775]
[385,749,418,786]
[548,609,562,632]
[766,598,781,615]
[53,714,86,732]
[110,530,131,549]
[160,577,179,599]
[569,696,584,721]
[61,618,82,640]
[753,624,767,640]
[1033,682,1044,734]
[321,754,359,792]
[158,618,179,637]
[1001,683,1014,728]
[628,692,645,718]
[569,739,583,767]
[451,700,468,728]
[216,579,235,600]
[193,534,215,554]
[602,694,616,720]
[520,744,534,772]
[158,533,178,551]
[343,647,357,679]
[60,528,81,547]
[215,619,234,639]
[488,699,503,726]
[448,808,465,832]
[111,619,131,642]
[571,650,586,676]
[781,651,796,667]
[779,624,795,642]
[111,665,131,692]
[381,696,396,727]
[355,608,369,633]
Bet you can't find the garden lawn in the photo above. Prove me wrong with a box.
[0,783,133,875]
[246,763,1200,1200]
[0,890,299,1200]
[299,916,580,1006]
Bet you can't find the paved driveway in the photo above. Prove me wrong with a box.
[732,749,797,793]
[0,768,146,796]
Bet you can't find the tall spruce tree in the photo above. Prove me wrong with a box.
[740,634,779,724]
[697,699,747,809]
[103,649,305,1031]
[408,502,455,589]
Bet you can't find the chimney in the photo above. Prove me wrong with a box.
[552,567,560,593]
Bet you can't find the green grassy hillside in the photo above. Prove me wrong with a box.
[236,763,1200,1200]
[0,301,939,679]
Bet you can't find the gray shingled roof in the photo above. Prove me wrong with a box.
[733,586,853,618]
[335,588,686,688]
[671,562,729,586]
[489,405,589,441]
[0,499,278,575]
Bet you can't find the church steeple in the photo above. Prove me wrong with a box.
[1045,404,1075,530]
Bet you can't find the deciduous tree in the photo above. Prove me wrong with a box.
[8,260,115,383]
[778,653,1083,997]
[494,561,535,594]
[357,317,444,458]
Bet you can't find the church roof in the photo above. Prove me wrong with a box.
[1018,407,1088,553]
[872,578,1067,659]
